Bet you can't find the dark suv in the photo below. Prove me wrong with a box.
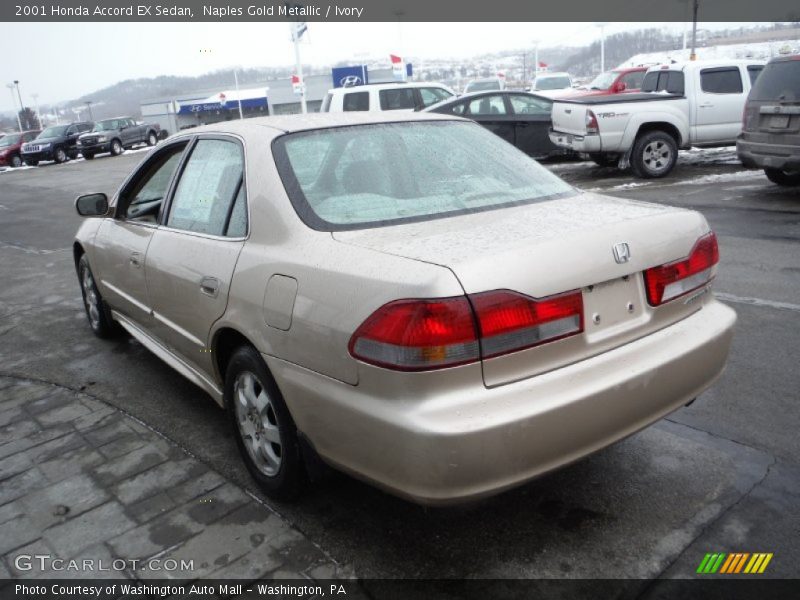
[737,55,800,186]
[21,122,93,165]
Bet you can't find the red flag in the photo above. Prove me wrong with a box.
[538,61,548,68]
[390,54,403,64]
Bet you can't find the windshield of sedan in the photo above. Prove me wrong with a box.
[588,71,616,90]
[0,134,21,147]
[38,126,68,138]
[465,80,501,92]
[273,121,575,231]
[534,76,571,90]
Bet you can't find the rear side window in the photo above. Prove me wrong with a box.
[343,91,369,112]
[467,95,507,116]
[509,94,551,115]
[700,68,743,94]
[749,61,800,102]
[379,88,416,110]
[747,65,764,85]
[167,139,244,236]
[642,71,685,95]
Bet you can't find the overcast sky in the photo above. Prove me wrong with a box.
[0,21,749,112]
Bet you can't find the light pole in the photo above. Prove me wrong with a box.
[6,83,22,131]
[31,93,42,128]
[596,23,608,73]
[689,0,699,61]
[85,101,94,121]
[13,80,26,129]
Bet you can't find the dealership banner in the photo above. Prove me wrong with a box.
[4,0,800,22]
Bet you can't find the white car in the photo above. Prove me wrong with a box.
[530,72,574,98]
[320,82,455,113]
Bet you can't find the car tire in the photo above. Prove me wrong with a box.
[24,158,38,166]
[589,153,619,168]
[54,147,68,163]
[630,131,678,178]
[83,152,95,160]
[225,345,305,501]
[10,154,22,168]
[110,139,123,156]
[77,254,122,339]
[764,168,800,187]
[146,131,158,146]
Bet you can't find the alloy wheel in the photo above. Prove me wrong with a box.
[233,371,283,476]
[642,140,672,174]
[81,268,101,329]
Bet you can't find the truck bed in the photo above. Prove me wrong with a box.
[554,92,684,105]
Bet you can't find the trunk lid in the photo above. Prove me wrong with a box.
[334,192,711,387]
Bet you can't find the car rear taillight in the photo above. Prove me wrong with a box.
[586,110,599,134]
[471,290,584,359]
[349,291,584,371]
[742,104,759,131]
[348,297,480,371]
[644,232,719,306]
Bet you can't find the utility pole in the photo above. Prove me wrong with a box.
[233,70,244,120]
[690,0,699,61]
[6,84,22,131]
[85,101,94,121]
[596,24,608,72]
[13,80,26,129]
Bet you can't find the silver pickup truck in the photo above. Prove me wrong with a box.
[77,116,160,159]
[549,60,765,177]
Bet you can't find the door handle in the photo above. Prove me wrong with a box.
[200,277,220,298]
[699,103,714,108]
[517,122,530,128]
[129,252,142,268]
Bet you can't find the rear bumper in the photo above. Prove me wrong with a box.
[549,128,602,153]
[737,138,800,171]
[269,299,736,505]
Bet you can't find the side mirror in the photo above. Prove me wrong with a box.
[75,193,109,217]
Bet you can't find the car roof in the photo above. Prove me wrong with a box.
[168,111,464,139]
[329,82,450,94]
[767,54,800,63]
[648,59,766,72]
[534,72,570,77]
[423,90,551,112]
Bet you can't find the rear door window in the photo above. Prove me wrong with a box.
[166,139,244,236]
[467,95,508,116]
[747,65,764,86]
[642,71,685,94]
[379,88,417,110]
[700,67,743,94]
[508,94,551,115]
[343,91,369,112]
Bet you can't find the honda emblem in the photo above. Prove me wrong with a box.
[613,242,631,264]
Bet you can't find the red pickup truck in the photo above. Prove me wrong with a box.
[568,67,649,98]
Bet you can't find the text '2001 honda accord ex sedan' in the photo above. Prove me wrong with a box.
[73,112,736,505]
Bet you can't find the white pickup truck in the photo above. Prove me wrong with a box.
[548,60,766,177]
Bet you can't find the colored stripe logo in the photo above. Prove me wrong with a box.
[697,552,773,574]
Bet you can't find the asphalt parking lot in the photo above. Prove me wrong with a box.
[0,148,798,581]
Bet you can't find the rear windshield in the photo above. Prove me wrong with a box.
[749,60,800,102]
[273,121,575,231]
[466,81,501,92]
[641,70,685,95]
[534,76,571,90]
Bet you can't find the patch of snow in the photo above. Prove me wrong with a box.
[679,170,768,185]
[619,39,800,68]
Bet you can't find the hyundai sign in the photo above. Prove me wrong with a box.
[331,65,369,88]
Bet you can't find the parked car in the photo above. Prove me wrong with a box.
[549,60,766,177]
[0,129,41,168]
[569,67,649,97]
[423,90,570,159]
[463,77,506,94]
[737,54,800,186]
[21,122,93,165]
[77,117,160,159]
[73,113,735,505]
[320,82,455,113]
[530,72,574,97]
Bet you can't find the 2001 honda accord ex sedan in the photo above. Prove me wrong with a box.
[73,112,736,505]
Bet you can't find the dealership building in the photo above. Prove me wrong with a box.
[140,65,402,135]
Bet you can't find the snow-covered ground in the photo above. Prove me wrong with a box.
[619,40,800,68]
